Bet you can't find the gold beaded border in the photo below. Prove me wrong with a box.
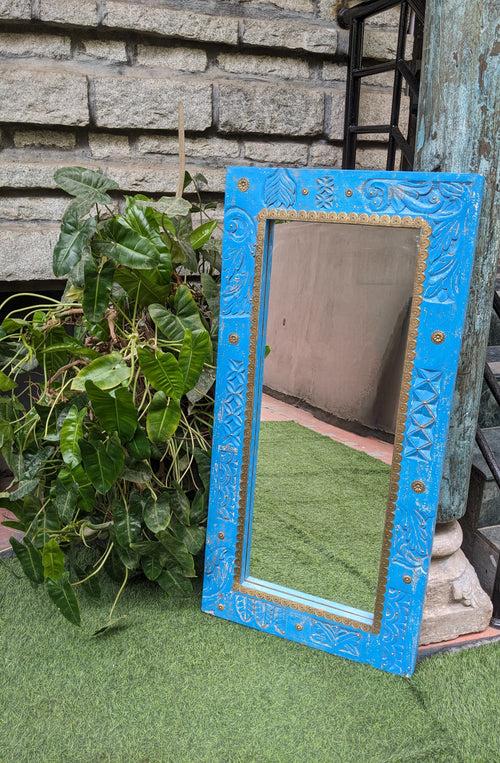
[233,209,431,633]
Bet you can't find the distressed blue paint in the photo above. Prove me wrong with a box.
[202,167,484,677]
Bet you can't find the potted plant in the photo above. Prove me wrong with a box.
[0,166,220,631]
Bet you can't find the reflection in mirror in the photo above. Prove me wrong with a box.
[249,221,420,616]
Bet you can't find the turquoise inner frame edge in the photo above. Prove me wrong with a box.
[201,167,484,677]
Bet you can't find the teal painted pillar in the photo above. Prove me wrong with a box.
[414,0,499,521]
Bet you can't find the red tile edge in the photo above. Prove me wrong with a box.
[418,626,500,660]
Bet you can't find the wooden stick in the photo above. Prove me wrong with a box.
[176,100,186,198]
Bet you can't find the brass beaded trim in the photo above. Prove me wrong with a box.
[233,208,432,633]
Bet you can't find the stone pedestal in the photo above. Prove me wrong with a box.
[420,520,493,645]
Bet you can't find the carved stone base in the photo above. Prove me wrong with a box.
[420,520,493,645]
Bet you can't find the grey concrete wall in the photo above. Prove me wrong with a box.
[0,1,406,280]
[264,221,419,434]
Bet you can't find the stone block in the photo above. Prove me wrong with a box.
[321,62,347,82]
[0,0,31,20]
[14,130,76,149]
[39,0,98,26]
[241,18,337,55]
[0,224,59,281]
[218,82,323,137]
[0,33,70,59]
[136,46,207,72]
[355,147,388,170]
[79,40,128,64]
[0,67,88,126]
[218,53,309,80]
[243,141,308,165]
[0,196,68,222]
[363,27,399,60]
[89,132,130,159]
[318,0,342,20]
[0,157,226,195]
[309,142,343,167]
[241,0,315,11]
[135,135,239,160]
[103,1,238,45]
[92,76,212,131]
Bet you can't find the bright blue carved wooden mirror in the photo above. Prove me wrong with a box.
[202,168,484,676]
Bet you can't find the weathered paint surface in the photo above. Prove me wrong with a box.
[415,0,499,521]
[202,166,484,676]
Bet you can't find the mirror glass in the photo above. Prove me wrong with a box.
[248,221,420,616]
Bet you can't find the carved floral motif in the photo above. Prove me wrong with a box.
[361,179,471,303]
[310,621,361,657]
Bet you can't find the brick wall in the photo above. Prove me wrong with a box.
[0,0,404,281]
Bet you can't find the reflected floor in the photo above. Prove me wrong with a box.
[250,421,391,614]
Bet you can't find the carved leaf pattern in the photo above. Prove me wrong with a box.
[379,588,410,673]
[315,175,335,210]
[361,179,471,303]
[310,621,361,657]
[264,169,296,208]
[392,502,434,573]
[234,595,286,634]
[403,369,442,462]
[205,545,232,590]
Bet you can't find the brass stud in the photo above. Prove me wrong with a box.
[217,603,225,611]
[301,188,309,196]
[411,480,426,494]
[229,333,239,345]
[237,177,249,192]
[403,575,412,584]
[345,189,353,197]
[218,531,225,540]
[431,330,446,344]
[295,623,303,631]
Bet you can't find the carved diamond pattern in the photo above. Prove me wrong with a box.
[315,175,335,209]
[404,369,442,462]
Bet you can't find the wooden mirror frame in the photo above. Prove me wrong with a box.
[201,167,484,676]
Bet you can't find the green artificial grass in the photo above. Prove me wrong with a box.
[251,421,390,612]
[0,560,499,763]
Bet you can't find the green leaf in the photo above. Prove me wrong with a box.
[140,196,192,217]
[158,531,196,577]
[113,493,143,547]
[82,259,115,323]
[178,329,211,393]
[42,539,65,581]
[46,575,81,626]
[137,348,183,399]
[54,166,118,204]
[53,206,96,278]
[190,490,207,525]
[200,273,220,318]
[128,427,151,460]
[4,479,39,501]
[194,448,211,492]
[86,381,137,442]
[60,405,86,468]
[94,219,160,270]
[175,285,205,332]
[114,268,170,308]
[52,481,79,524]
[148,303,185,342]
[157,569,193,595]
[10,537,43,583]
[182,525,206,555]
[0,369,16,391]
[141,555,164,581]
[187,366,216,405]
[79,436,125,494]
[190,220,217,250]
[71,352,130,392]
[146,392,181,444]
[143,493,171,534]
[115,544,140,570]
